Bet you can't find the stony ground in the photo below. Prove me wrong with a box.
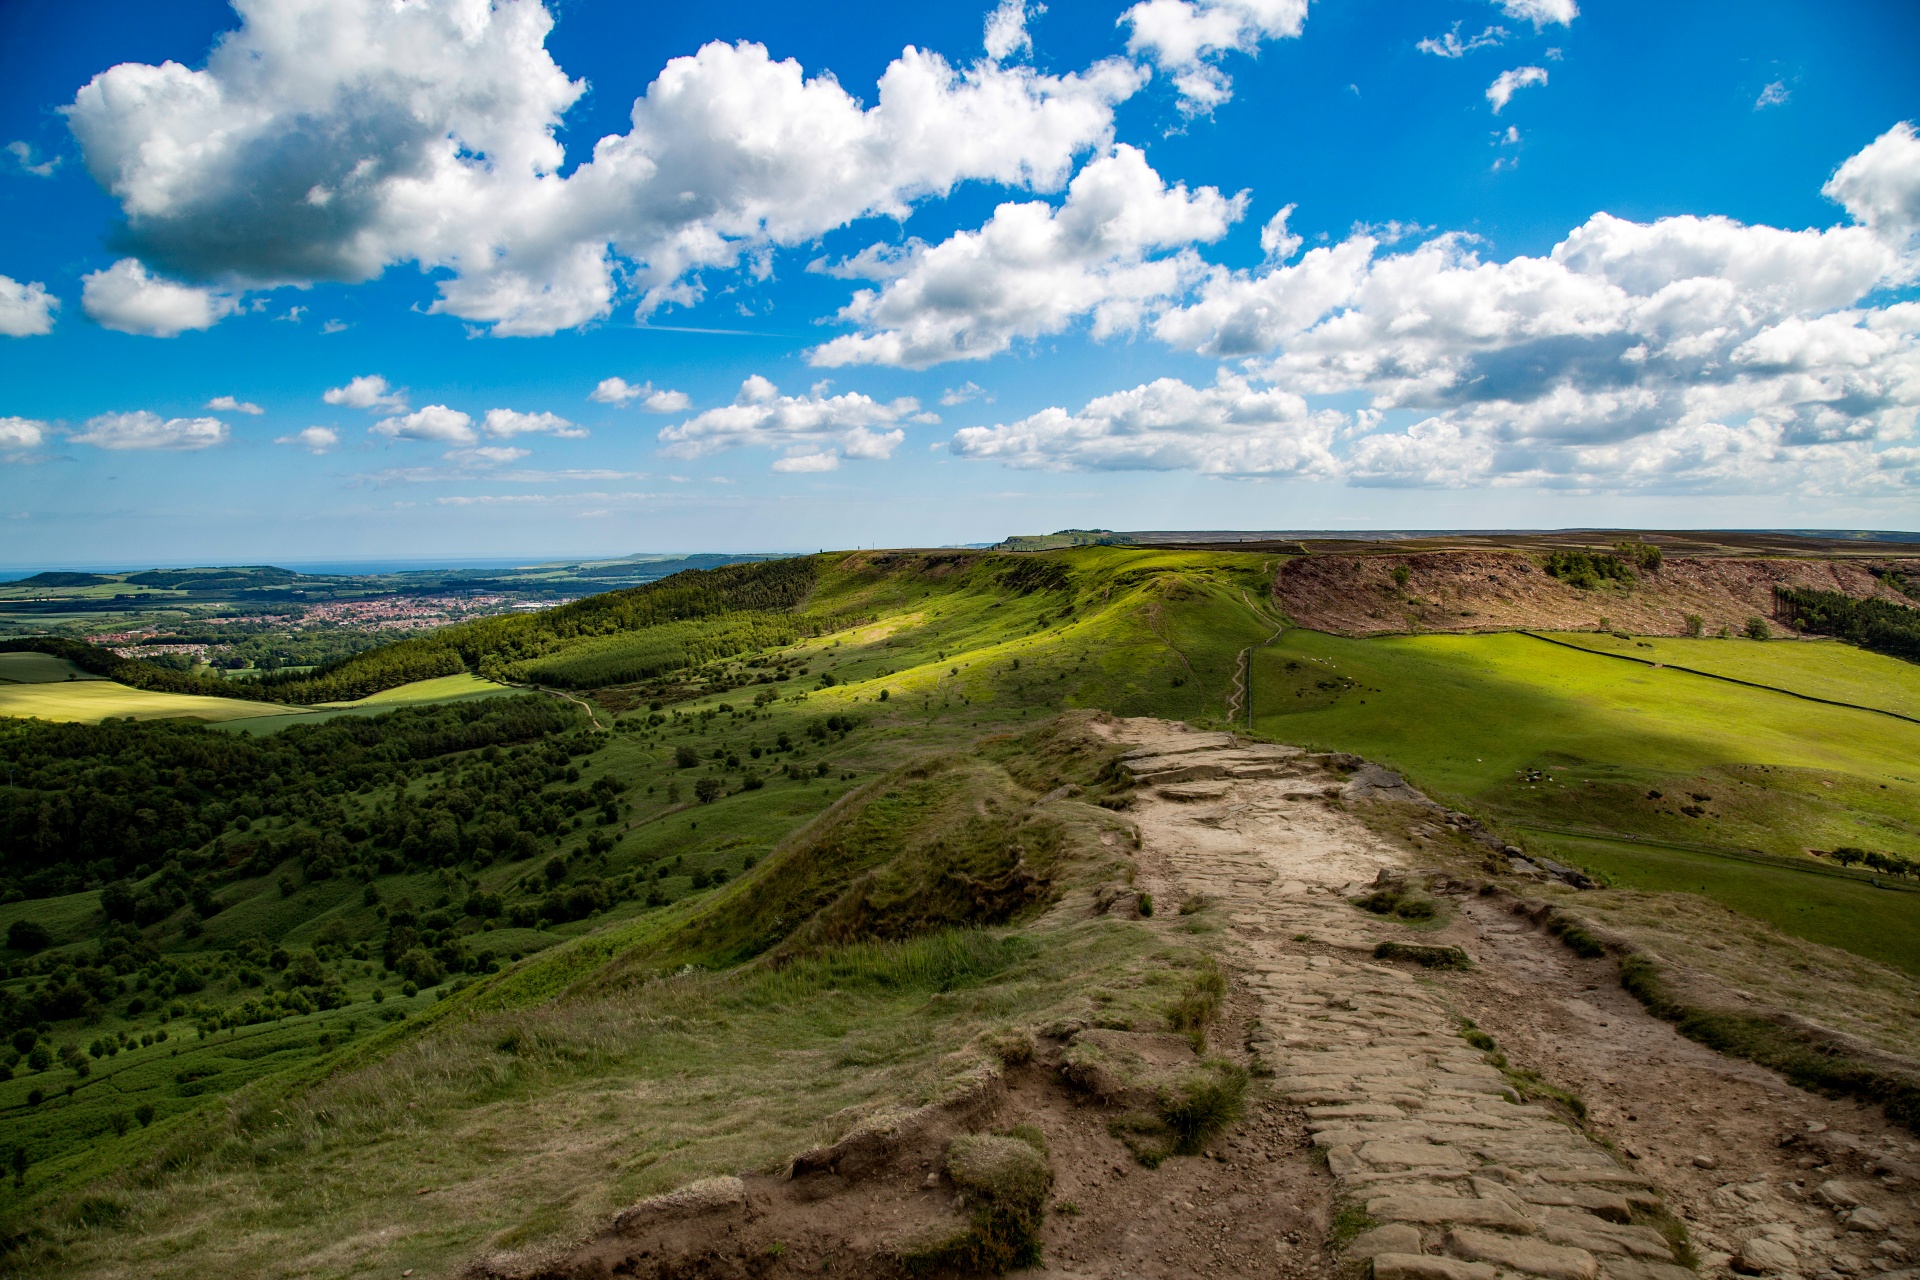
[1107,717,1920,1280]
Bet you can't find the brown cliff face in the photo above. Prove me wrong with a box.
[1274,551,1920,636]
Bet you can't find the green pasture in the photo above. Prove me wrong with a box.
[1537,630,1920,721]
[0,680,302,724]
[0,652,106,684]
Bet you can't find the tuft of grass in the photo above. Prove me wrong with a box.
[906,1131,1053,1275]
[1373,941,1471,969]
[1166,962,1227,1048]
[1158,1059,1249,1154]
[1330,1203,1375,1246]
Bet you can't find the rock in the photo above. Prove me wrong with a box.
[1517,1185,1632,1222]
[1816,1178,1863,1209]
[1359,1140,1474,1170]
[1444,1226,1598,1280]
[1328,1143,1362,1176]
[1365,1194,1535,1232]
[1693,1153,1719,1169]
[611,1175,747,1233]
[1597,1262,1696,1280]
[1346,1223,1423,1257]
[1732,1235,1800,1274]
[1371,1254,1496,1280]
[1847,1205,1890,1232]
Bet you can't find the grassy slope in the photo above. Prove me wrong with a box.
[0,671,519,729]
[1248,628,1920,970]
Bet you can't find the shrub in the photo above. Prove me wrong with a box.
[694,777,723,804]
[1684,613,1704,638]
[7,919,49,952]
[1745,616,1771,640]
[675,745,699,768]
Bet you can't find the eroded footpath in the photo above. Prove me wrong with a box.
[1109,717,1886,1280]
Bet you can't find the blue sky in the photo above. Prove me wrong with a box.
[1,0,1917,565]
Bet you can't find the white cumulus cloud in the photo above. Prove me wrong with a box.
[372,405,476,444]
[80,259,234,337]
[984,0,1039,62]
[657,375,922,470]
[206,395,264,414]
[65,0,1141,337]
[1120,0,1308,111]
[323,375,408,412]
[1130,123,1920,494]
[1823,120,1920,247]
[950,372,1339,474]
[0,418,48,451]
[480,408,585,438]
[1494,0,1577,28]
[0,276,58,337]
[1486,66,1548,113]
[589,377,690,412]
[811,145,1243,368]
[277,426,339,453]
[72,411,228,451]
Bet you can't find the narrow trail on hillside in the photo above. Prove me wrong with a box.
[1104,718,1920,1280]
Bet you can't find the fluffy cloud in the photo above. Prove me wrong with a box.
[1486,67,1548,113]
[207,395,264,414]
[323,375,407,412]
[1823,120,1920,246]
[480,408,585,438]
[1126,124,1920,493]
[80,259,234,336]
[277,426,339,453]
[0,276,57,337]
[0,418,47,451]
[66,0,1139,336]
[983,0,1037,61]
[656,375,923,470]
[950,373,1339,474]
[1120,0,1307,111]
[589,377,690,411]
[71,411,228,450]
[372,406,476,444]
[812,146,1243,368]
[1494,0,1577,27]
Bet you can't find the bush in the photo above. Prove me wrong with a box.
[1745,616,1771,640]
[1543,550,1635,590]
[7,919,50,952]
[694,777,723,804]
[134,1103,155,1127]
[675,745,699,768]
[1684,613,1704,638]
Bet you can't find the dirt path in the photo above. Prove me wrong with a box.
[1108,718,1920,1280]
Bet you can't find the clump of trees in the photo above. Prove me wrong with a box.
[1774,587,1920,662]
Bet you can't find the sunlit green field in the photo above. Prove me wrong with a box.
[0,652,106,684]
[0,671,519,727]
[1535,630,1920,721]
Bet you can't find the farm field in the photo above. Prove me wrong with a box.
[0,670,520,728]
[0,653,106,684]
[1534,630,1920,720]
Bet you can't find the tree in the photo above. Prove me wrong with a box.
[675,745,699,768]
[694,778,723,804]
[1745,616,1771,640]
[7,919,49,952]
[1684,614,1704,638]
[134,1103,155,1127]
